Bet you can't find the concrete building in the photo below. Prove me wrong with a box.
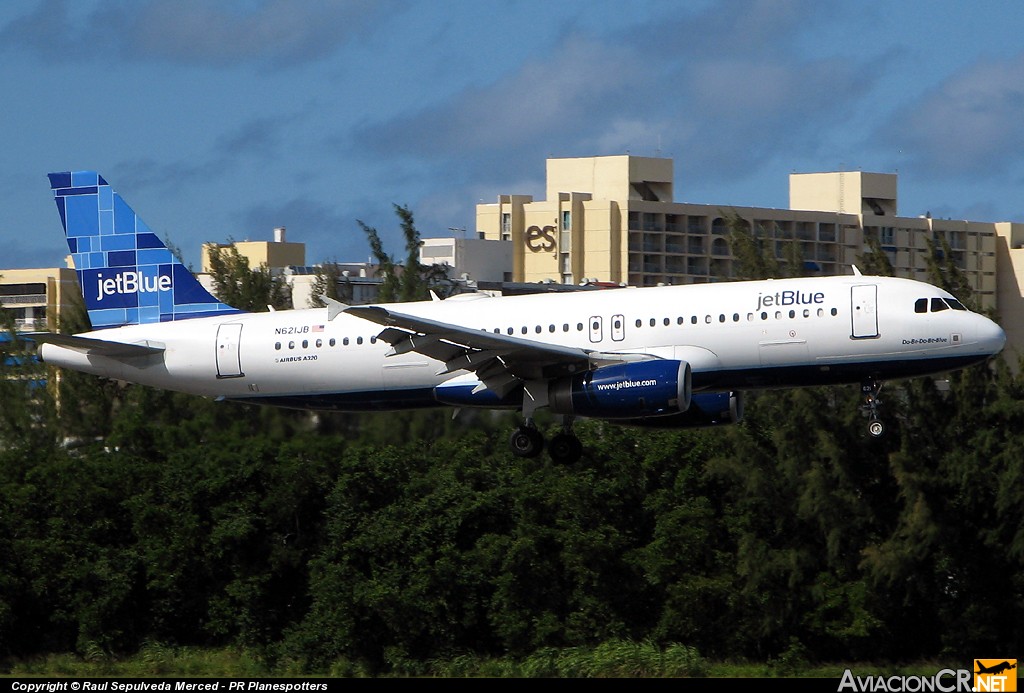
[476,156,1009,309]
[0,267,80,332]
[201,226,306,274]
[419,236,513,285]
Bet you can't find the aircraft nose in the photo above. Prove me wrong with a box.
[977,315,1006,355]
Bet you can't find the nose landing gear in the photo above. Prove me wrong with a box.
[861,379,885,437]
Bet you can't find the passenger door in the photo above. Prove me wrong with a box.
[216,322,244,378]
[851,284,879,339]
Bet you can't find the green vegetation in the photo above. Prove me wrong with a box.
[2,359,1022,675]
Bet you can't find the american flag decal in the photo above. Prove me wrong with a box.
[312,324,324,332]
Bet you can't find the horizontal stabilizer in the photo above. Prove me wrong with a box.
[28,332,165,358]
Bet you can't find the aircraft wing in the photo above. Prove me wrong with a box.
[345,305,641,396]
[27,333,165,358]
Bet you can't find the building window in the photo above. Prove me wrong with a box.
[501,213,511,241]
[561,210,571,231]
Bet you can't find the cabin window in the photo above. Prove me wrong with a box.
[316,339,322,347]
[761,312,768,320]
[802,309,810,318]
[343,337,350,346]
[677,317,684,325]
[302,340,308,348]
[370,336,377,344]
[329,338,336,347]
[830,308,837,316]
[275,342,281,350]
[718,314,726,323]
[577,323,584,331]
[650,318,656,327]
[521,326,528,334]
[732,313,739,322]
[507,327,514,335]
[549,324,556,333]
[663,318,670,326]
[915,298,928,313]
[705,315,712,324]
[357,337,364,345]
[535,325,542,334]
[691,316,698,325]
[563,323,569,332]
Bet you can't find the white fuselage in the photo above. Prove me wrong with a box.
[39,275,1006,412]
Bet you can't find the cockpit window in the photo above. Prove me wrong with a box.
[930,297,949,312]
[915,298,927,314]
[946,298,967,311]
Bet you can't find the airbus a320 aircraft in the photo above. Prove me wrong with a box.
[33,171,1006,463]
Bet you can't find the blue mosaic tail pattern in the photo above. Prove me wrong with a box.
[48,171,243,330]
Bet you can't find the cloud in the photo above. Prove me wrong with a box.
[874,52,1024,179]
[1,0,398,67]
[345,0,875,190]
[350,34,637,160]
[113,110,305,195]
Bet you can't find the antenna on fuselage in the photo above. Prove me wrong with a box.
[851,265,863,276]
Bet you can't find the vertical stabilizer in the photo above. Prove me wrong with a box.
[48,171,242,329]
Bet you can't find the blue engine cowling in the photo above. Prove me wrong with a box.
[620,391,743,428]
[548,359,691,419]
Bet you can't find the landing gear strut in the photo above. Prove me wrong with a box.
[861,379,885,437]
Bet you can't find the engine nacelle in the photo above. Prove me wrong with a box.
[548,359,692,419]
[621,391,744,428]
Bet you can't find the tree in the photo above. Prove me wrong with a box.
[725,213,805,281]
[857,231,895,277]
[359,204,455,303]
[307,261,352,308]
[205,244,291,312]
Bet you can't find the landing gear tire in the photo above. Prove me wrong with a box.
[548,432,583,464]
[509,425,544,458]
[868,419,885,438]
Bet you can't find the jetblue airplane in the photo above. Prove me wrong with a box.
[33,171,1007,463]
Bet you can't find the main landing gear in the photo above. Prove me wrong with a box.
[861,379,885,437]
[509,416,583,464]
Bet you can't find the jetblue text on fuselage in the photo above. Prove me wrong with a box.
[95,271,172,301]
[756,290,825,311]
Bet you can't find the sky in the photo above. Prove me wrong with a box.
[2,0,1024,271]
